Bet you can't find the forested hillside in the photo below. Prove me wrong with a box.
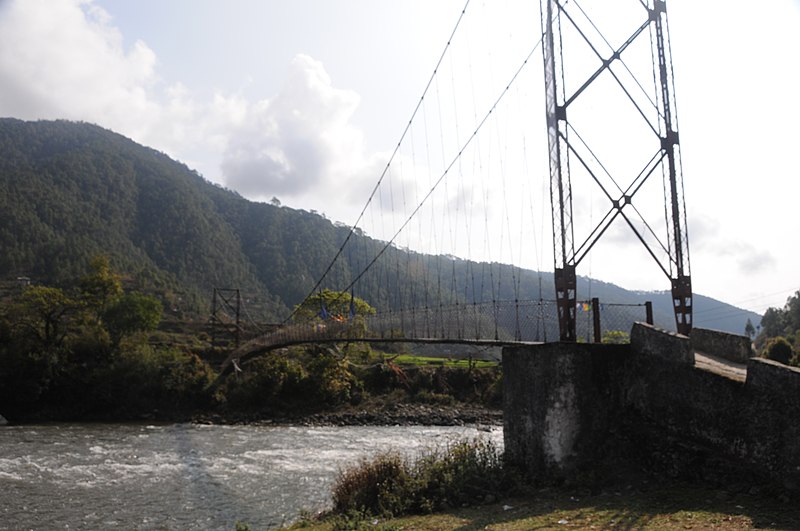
[0,118,759,333]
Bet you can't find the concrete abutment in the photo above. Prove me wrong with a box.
[503,323,800,489]
[503,342,629,479]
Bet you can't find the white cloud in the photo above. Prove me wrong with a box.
[221,54,366,200]
[0,0,158,131]
[690,214,776,276]
[0,0,383,221]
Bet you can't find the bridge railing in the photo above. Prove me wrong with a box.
[363,299,652,344]
[574,300,654,343]
[229,298,653,360]
[217,297,655,375]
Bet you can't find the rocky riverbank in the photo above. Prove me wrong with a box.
[195,401,502,427]
[301,402,502,427]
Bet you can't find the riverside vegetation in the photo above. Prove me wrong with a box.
[0,257,502,423]
[757,290,800,367]
[228,437,800,531]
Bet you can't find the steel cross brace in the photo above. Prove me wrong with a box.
[540,0,692,339]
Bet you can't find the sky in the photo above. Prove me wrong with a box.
[0,0,798,317]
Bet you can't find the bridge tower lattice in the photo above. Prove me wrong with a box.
[540,0,691,340]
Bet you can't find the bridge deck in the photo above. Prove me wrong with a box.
[693,350,747,382]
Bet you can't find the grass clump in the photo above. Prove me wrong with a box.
[331,438,510,519]
[332,452,413,516]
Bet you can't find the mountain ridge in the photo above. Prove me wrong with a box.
[0,118,760,334]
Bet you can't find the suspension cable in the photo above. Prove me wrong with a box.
[339,36,545,301]
[285,0,473,323]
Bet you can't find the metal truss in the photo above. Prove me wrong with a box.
[540,0,692,340]
[210,287,242,348]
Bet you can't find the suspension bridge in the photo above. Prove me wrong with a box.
[216,0,691,373]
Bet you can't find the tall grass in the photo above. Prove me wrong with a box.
[331,438,512,518]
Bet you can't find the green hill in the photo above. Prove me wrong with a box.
[0,118,759,334]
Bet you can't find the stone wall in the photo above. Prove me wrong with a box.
[630,322,692,364]
[503,323,800,489]
[624,323,800,488]
[503,342,629,478]
[691,327,753,363]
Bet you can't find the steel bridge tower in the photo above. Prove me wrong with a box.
[540,0,691,340]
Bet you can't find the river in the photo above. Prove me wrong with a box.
[0,423,503,530]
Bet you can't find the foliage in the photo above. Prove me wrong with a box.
[79,255,123,316]
[0,256,217,421]
[754,291,800,365]
[293,289,376,322]
[220,345,372,412]
[761,336,794,365]
[305,347,363,405]
[0,337,57,408]
[103,292,162,344]
[758,290,800,347]
[331,439,509,518]
[760,307,787,340]
[391,354,498,368]
[602,330,630,344]
[222,353,306,410]
[332,452,413,517]
[93,343,215,414]
[0,255,504,422]
[744,318,756,339]
[8,285,78,350]
[219,345,502,414]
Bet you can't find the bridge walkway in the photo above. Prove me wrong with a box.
[693,350,747,382]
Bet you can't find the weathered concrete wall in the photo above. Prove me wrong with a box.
[691,327,753,363]
[623,323,800,488]
[746,357,800,396]
[629,322,692,364]
[504,323,800,489]
[503,342,629,479]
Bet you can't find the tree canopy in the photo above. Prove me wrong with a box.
[756,290,800,366]
[293,289,376,322]
[104,292,163,345]
[0,256,212,420]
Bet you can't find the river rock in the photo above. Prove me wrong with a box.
[0,414,8,426]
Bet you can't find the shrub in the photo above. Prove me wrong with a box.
[305,348,362,405]
[761,337,794,365]
[103,292,162,345]
[91,342,215,415]
[362,361,409,394]
[434,365,500,403]
[332,452,413,517]
[331,438,509,518]
[602,330,630,344]
[411,439,506,512]
[407,366,434,395]
[222,354,306,410]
